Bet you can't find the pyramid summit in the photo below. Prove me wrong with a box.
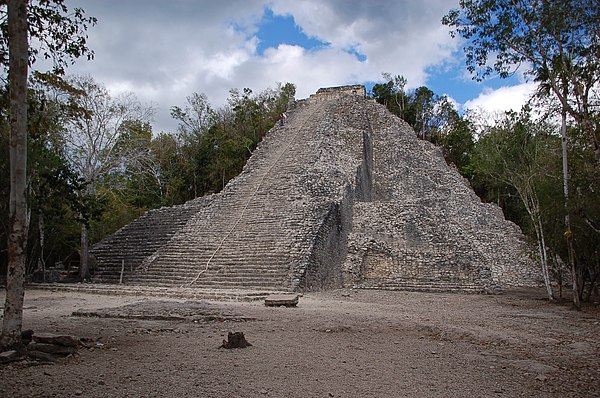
[90,85,541,293]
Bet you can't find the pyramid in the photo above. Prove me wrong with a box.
[91,85,541,293]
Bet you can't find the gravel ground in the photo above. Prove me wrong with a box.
[0,287,599,398]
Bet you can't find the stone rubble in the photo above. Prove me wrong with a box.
[0,332,79,364]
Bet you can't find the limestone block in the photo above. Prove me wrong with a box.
[27,342,77,356]
[264,294,300,307]
[33,334,79,347]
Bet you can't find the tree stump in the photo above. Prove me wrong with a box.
[219,332,252,349]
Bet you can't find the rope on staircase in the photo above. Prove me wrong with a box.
[185,102,324,287]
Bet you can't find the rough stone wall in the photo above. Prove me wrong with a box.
[308,85,366,103]
[343,100,542,290]
[300,185,354,290]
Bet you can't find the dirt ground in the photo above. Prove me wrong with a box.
[0,287,598,398]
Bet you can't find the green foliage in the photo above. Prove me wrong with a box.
[470,108,599,298]
[0,0,97,77]
[444,0,599,298]
[471,109,557,227]
[0,77,95,274]
[443,0,600,164]
[166,82,296,201]
[442,0,598,81]
[440,114,475,178]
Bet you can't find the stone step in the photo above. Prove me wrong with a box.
[130,272,289,283]
[127,278,289,290]
[28,283,288,301]
[96,262,291,272]
[131,270,289,280]
[353,279,488,294]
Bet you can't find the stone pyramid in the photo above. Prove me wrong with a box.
[91,85,541,293]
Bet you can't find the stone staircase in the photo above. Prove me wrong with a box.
[91,197,213,284]
[92,92,367,292]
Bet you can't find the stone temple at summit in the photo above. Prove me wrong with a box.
[90,85,541,293]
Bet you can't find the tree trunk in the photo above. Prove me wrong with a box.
[1,0,29,351]
[536,218,554,301]
[38,212,46,282]
[520,189,553,301]
[560,108,581,310]
[79,223,90,281]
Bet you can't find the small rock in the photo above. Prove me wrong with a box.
[0,350,18,358]
[535,374,548,381]
[21,329,34,345]
[27,350,57,363]
[27,342,77,356]
[33,334,78,347]
[74,390,83,396]
[259,389,268,395]
[0,350,23,364]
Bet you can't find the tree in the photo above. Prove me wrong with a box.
[0,1,96,80]
[372,74,409,118]
[372,75,462,144]
[0,0,95,350]
[24,74,88,277]
[382,73,408,117]
[59,75,154,280]
[1,0,28,351]
[170,92,214,139]
[442,0,599,165]
[439,110,476,177]
[167,83,296,200]
[443,0,599,308]
[473,109,558,300]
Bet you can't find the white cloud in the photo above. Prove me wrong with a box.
[463,83,537,114]
[61,0,461,132]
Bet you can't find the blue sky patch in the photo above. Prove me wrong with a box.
[255,8,328,55]
[425,61,525,105]
[345,47,367,62]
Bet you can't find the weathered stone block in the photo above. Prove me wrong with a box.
[264,294,300,307]
[33,334,79,347]
[27,342,77,356]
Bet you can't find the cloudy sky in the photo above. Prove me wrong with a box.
[61,0,536,132]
